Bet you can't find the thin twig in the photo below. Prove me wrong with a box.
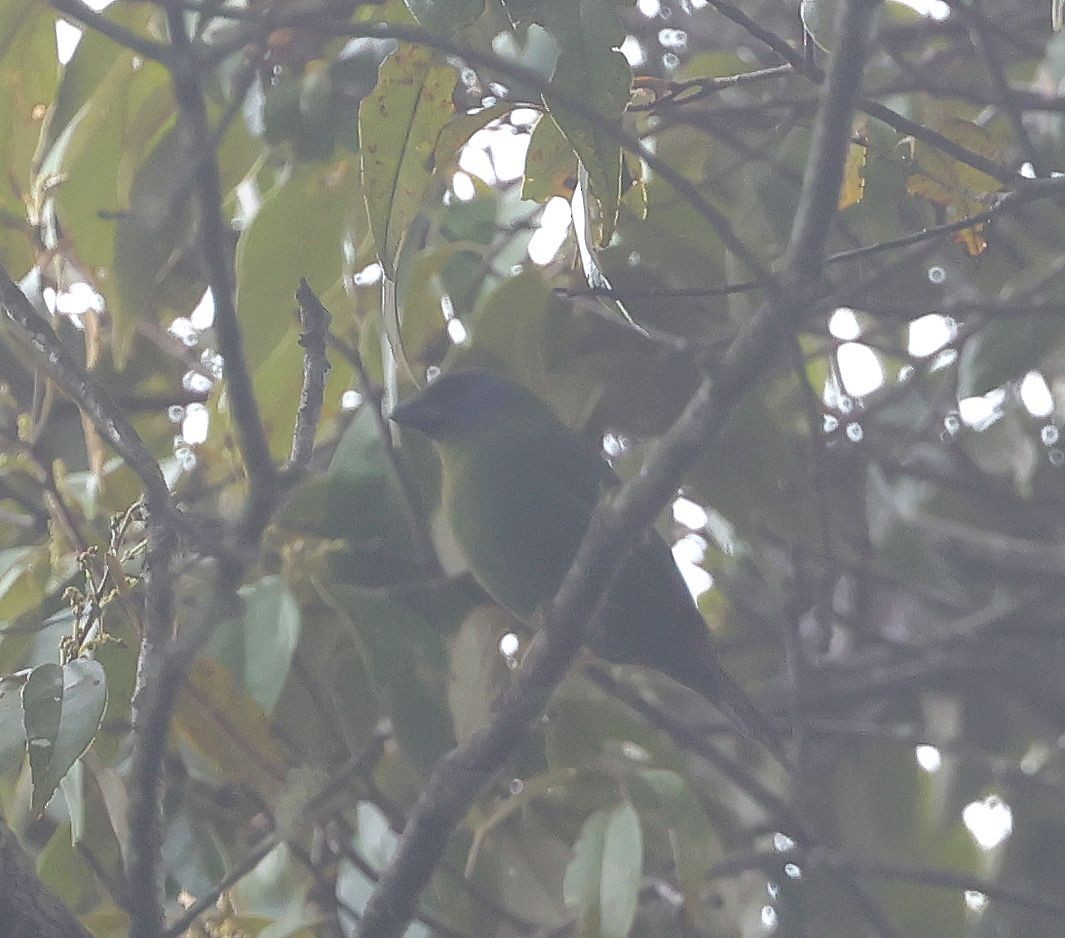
[327,333,442,574]
[163,726,391,938]
[288,280,333,472]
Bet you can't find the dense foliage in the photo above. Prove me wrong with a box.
[3,0,1065,935]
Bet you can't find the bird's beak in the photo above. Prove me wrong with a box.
[388,394,443,437]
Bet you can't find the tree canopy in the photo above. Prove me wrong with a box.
[3,0,1065,936]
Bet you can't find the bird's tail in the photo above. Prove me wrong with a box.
[680,658,791,769]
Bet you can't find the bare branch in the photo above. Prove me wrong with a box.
[0,265,173,517]
[164,2,277,499]
[786,0,881,281]
[50,0,174,63]
[0,818,94,938]
[288,279,333,472]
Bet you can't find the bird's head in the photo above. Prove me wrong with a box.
[388,368,532,441]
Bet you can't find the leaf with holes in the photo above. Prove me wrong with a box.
[359,44,458,275]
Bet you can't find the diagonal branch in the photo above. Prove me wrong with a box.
[353,5,880,934]
[50,0,174,63]
[0,818,94,938]
[0,265,173,517]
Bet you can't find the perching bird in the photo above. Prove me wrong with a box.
[390,368,784,762]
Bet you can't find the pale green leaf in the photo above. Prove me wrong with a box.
[207,576,302,715]
[599,801,642,938]
[235,159,358,371]
[24,659,106,816]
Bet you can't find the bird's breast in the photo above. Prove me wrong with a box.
[438,440,589,620]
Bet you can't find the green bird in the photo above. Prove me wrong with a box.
[390,368,784,762]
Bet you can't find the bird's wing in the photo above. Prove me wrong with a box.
[443,422,606,618]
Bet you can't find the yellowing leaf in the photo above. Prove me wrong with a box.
[905,115,1006,257]
[174,657,287,800]
[838,120,868,210]
[522,112,578,203]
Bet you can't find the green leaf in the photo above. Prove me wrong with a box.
[447,604,513,743]
[522,112,578,203]
[22,664,62,805]
[0,674,27,773]
[540,0,631,243]
[600,801,642,938]
[110,125,198,364]
[206,575,302,715]
[628,769,720,918]
[328,585,456,774]
[40,44,172,358]
[0,0,57,272]
[235,159,358,371]
[35,820,98,912]
[39,4,153,155]
[359,45,458,275]
[957,316,1065,398]
[24,659,107,816]
[563,801,644,937]
[0,545,50,622]
[563,808,610,916]
[451,267,553,384]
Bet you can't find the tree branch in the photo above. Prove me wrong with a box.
[50,0,174,63]
[164,1,277,500]
[786,0,881,282]
[288,279,333,472]
[0,265,173,517]
[326,333,442,574]
[353,2,879,933]
[0,819,94,938]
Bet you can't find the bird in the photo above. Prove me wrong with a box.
[389,367,785,763]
